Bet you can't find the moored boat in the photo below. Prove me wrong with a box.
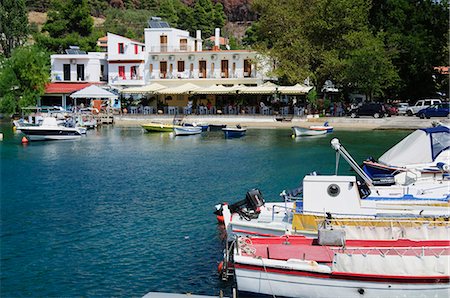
[174,126,202,136]
[209,124,227,131]
[141,122,177,132]
[292,126,327,137]
[223,125,246,138]
[231,235,450,298]
[17,117,82,141]
[309,121,334,133]
[183,122,209,131]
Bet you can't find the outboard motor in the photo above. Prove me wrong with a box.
[214,189,265,222]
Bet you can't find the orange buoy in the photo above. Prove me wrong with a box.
[217,261,224,274]
[21,136,29,144]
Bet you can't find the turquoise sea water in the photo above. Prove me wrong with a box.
[0,123,410,297]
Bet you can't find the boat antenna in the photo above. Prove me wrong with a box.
[330,138,373,186]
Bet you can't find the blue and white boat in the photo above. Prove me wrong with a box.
[183,122,209,132]
[363,125,450,178]
[223,126,246,138]
[173,126,202,136]
[309,121,334,133]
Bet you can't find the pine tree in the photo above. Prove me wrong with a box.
[0,0,29,57]
[213,2,226,29]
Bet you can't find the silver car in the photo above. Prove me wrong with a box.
[396,102,409,115]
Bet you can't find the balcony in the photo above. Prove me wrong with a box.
[109,75,145,85]
[150,45,194,53]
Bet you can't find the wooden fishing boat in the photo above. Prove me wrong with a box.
[173,126,202,136]
[292,126,327,137]
[231,235,450,298]
[309,121,334,133]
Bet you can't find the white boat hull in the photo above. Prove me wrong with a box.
[235,267,450,298]
[292,126,327,136]
[174,126,202,136]
[26,134,82,141]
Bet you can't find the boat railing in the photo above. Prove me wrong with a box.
[317,217,450,228]
[334,246,450,258]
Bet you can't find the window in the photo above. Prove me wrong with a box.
[118,43,124,54]
[118,66,125,79]
[194,40,198,51]
[100,65,106,81]
[178,61,185,72]
[134,44,138,54]
[63,64,71,81]
[180,39,187,51]
[424,100,431,106]
[142,46,145,51]
[76,64,85,81]
[130,66,137,79]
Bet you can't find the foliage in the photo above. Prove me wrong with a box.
[369,0,449,100]
[0,0,29,58]
[38,0,99,52]
[0,46,50,114]
[306,88,318,109]
[103,8,157,41]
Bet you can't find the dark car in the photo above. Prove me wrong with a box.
[416,103,450,119]
[349,103,386,118]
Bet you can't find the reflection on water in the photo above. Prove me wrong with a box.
[0,122,410,297]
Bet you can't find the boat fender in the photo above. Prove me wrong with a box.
[217,261,224,274]
[21,136,28,144]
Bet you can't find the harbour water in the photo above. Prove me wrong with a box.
[0,123,410,297]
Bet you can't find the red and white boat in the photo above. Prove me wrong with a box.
[232,235,450,298]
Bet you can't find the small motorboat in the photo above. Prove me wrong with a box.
[309,121,334,133]
[141,122,177,132]
[209,124,227,131]
[292,126,327,137]
[223,125,246,138]
[183,122,209,131]
[17,117,82,141]
[173,126,202,136]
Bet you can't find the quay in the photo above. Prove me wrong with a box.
[113,114,448,130]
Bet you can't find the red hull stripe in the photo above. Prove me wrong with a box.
[234,263,450,284]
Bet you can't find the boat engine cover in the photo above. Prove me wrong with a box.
[246,189,265,212]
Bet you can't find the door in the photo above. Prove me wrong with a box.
[244,59,251,77]
[199,60,206,78]
[221,60,229,78]
[160,35,168,52]
[77,64,85,81]
[160,61,167,78]
[118,66,125,79]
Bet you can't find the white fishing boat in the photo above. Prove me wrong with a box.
[173,126,202,136]
[17,117,83,141]
[292,126,327,137]
[231,235,450,298]
[215,138,450,241]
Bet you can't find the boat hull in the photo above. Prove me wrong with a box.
[309,125,334,133]
[223,128,246,138]
[174,126,202,136]
[141,123,175,132]
[292,126,327,136]
[235,265,450,298]
[18,128,82,141]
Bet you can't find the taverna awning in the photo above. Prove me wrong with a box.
[194,84,240,95]
[278,84,313,95]
[121,83,167,94]
[157,83,201,95]
[70,85,118,99]
[238,82,278,95]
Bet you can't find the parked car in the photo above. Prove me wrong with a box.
[416,103,450,119]
[348,103,386,118]
[396,102,409,115]
[406,99,442,116]
[384,104,398,116]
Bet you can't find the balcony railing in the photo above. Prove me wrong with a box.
[150,45,194,53]
[151,71,257,80]
[109,75,144,84]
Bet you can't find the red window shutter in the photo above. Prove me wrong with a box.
[118,43,120,54]
[134,44,138,54]
[118,66,125,79]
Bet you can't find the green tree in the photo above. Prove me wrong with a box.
[369,0,449,100]
[0,0,29,57]
[192,0,215,37]
[103,8,156,41]
[213,2,226,29]
[38,0,97,52]
[158,0,179,26]
[0,46,50,114]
